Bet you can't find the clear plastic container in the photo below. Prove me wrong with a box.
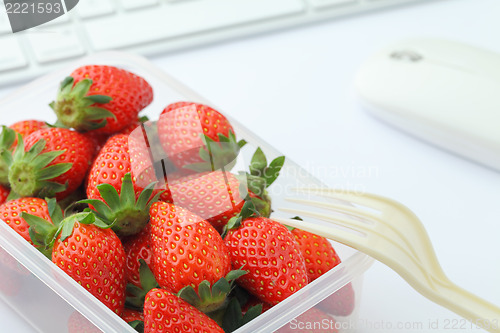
[0,52,374,333]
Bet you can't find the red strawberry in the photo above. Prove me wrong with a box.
[119,116,149,136]
[24,210,126,315]
[0,197,51,244]
[157,102,244,172]
[165,171,245,232]
[275,307,338,333]
[86,134,157,202]
[0,185,9,205]
[53,221,126,315]
[144,288,224,333]
[9,120,47,139]
[149,202,231,293]
[8,128,93,199]
[83,131,111,157]
[121,308,144,323]
[67,311,101,333]
[50,65,153,134]
[291,226,355,316]
[317,282,356,317]
[291,228,341,281]
[224,216,308,305]
[163,147,286,232]
[123,224,154,287]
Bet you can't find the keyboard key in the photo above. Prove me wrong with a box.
[76,0,115,19]
[27,27,85,63]
[43,13,70,27]
[85,0,305,51]
[0,37,28,72]
[309,0,357,9]
[120,0,158,10]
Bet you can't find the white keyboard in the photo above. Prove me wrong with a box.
[0,0,428,86]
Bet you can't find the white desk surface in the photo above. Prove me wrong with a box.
[0,0,499,331]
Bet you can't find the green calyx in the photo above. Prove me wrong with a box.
[22,198,111,257]
[177,269,247,325]
[0,126,16,186]
[221,199,259,238]
[235,147,285,218]
[126,259,160,311]
[79,173,161,238]
[50,76,116,132]
[285,216,303,232]
[7,134,72,198]
[185,130,247,172]
[246,147,285,196]
[128,320,144,333]
[222,298,263,333]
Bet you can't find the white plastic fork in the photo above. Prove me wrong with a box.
[273,188,500,333]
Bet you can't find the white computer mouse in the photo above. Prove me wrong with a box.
[355,38,500,172]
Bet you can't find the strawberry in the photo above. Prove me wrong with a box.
[0,185,9,205]
[86,134,157,203]
[291,227,341,281]
[9,120,47,139]
[6,128,93,200]
[123,225,154,287]
[144,288,224,333]
[121,308,144,323]
[317,282,356,317]
[50,65,153,134]
[83,130,111,158]
[0,126,16,186]
[23,209,126,315]
[52,220,126,315]
[121,308,145,332]
[157,102,245,172]
[165,171,245,233]
[224,214,308,305]
[0,197,51,245]
[163,148,286,232]
[275,307,338,333]
[67,311,101,333]
[83,116,151,158]
[119,116,150,136]
[290,222,355,316]
[149,202,231,293]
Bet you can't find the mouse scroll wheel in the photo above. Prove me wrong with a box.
[390,50,423,62]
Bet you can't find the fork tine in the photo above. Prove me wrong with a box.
[273,216,436,286]
[272,217,370,253]
[279,207,371,236]
[279,206,424,265]
[286,197,381,224]
[293,187,385,212]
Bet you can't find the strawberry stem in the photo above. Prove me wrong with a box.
[8,135,72,198]
[23,202,111,255]
[0,126,16,186]
[79,173,161,237]
[176,269,248,325]
[50,77,116,132]
[126,259,160,311]
[184,130,247,173]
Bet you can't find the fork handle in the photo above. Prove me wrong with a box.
[433,282,500,332]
